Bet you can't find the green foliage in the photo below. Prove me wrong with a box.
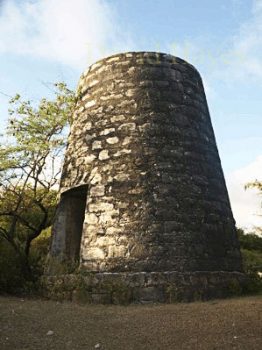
[0,226,53,294]
[1,83,75,183]
[245,180,262,193]
[237,228,262,273]
[237,228,262,295]
[0,238,27,293]
[237,228,262,252]
[6,82,75,153]
[32,226,51,257]
[0,82,76,292]
[0,187,57,252]
[241,248,262,273]
[0,227,52,294]
[242,272,262,295]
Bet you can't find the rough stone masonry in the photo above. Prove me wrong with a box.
[45,52,246,303]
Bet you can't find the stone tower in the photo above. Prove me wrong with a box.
[46,52,245,303]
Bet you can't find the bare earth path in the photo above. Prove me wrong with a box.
[0,296,261,350]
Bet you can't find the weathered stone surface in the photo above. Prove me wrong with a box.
[85,100,96,108]
[98,150,109,161]
[42,271,248,304]
[46,52,244,302]
[92,141,102,150]
[106,136,119,144]
[90,185,105,197]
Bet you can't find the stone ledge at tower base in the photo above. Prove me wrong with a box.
[41,271,248,304]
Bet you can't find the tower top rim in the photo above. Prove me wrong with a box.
[79,51,201,83]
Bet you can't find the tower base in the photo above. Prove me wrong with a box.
[41,271,247,304]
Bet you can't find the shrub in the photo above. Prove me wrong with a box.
[0,239,27,293]
[0,228,51,295]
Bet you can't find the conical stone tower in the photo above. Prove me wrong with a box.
[45,52,245,303]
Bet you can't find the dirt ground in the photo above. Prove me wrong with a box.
[0,295,261,350]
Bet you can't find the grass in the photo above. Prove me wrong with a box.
[0,295,261,349]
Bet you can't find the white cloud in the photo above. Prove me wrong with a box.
[228,0,262,81]
[225,155,262,230]
[0,0,132,70]
[220,0,262,82]
[167,0,262,84]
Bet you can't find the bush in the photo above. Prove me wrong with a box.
[0,228,51,295]
[241,248,262,273]
[0,239,27,293]
[238,228,262,253]
[237,228,262,295]
[242,272,262,295]
[237,229,262,273]
[30,227,51,275]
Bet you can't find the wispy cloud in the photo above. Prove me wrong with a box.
[225,155,262,230]
[168,0,262,84]
[224,0,262,81]
[0,0,132,70]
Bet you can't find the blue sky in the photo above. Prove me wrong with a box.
[0,0,261,228]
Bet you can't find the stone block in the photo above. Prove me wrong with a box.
[90,185,105,197]
[98,150,109,160]
[133,286,165,303]
[91,293,112,304]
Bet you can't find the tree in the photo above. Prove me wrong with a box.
[246,180,262,193]
[238,180,262,291]
[0,83,76,276]
[237,228,262,273]
[245,180,262,236]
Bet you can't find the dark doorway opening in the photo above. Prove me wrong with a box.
[60,185,88,262]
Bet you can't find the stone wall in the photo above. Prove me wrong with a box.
[48,52,243,277]
[42,271,247,304]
